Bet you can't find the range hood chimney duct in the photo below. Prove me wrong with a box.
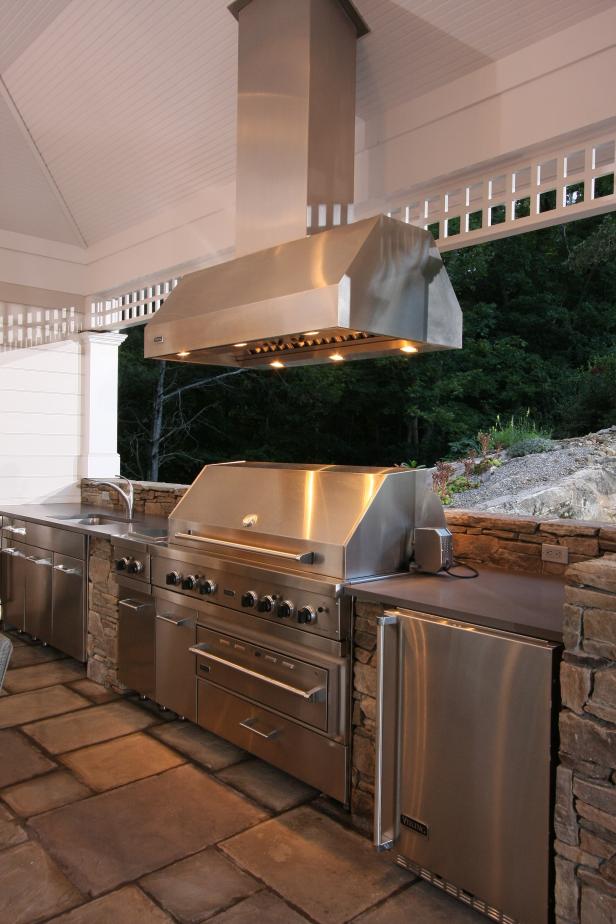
[145,0,462,367]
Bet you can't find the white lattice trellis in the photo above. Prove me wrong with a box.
[0,303,83,351]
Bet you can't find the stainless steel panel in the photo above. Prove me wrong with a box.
[24,546,53,642]
[118,592,156,698]
[151,547,346,643]
[155,597,197,720]
[169,461,432,581]
[144,216,463,366]
[52,554,86,661]
[194,626,329,732]
[197,679,348,802]
[378,608,557,924]
[233,0,357,255]
[1,543,26,630]
[25,523,86,559]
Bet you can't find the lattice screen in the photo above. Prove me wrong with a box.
[89,277,180,331]
[0,303,82,351]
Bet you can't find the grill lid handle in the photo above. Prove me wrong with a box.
[174,532,315,564]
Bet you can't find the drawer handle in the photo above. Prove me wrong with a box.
[156,613,191,626]
[239,717,280,740]
[120,598,150,611]
[189,645,325,701]
[54,565,81,576]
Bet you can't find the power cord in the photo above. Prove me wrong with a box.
[443,560,479,579]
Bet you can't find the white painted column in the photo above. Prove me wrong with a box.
[78,331,127,479]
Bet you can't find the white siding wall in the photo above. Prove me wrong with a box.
[0,338,82,504]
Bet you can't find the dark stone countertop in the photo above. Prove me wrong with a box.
[346,566,565,642]
[0,503,168,545]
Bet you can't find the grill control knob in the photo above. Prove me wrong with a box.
[182,574,197,590]
[127,559,144,575]
[241,591,257,608]
[199,579,217,595]
[166,571,182,586]
[257,595,275,613]
[297,606,316,625]
[278,600,294,619]
[115,557,129,572]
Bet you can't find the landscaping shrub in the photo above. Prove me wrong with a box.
[507,437,555,457]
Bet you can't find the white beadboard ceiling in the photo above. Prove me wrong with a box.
[0,0,612,247]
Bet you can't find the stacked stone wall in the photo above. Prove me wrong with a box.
[86,536,122,689]
[81,479,188,517]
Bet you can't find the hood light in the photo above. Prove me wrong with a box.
[177,351,191,358]
[233,342,248,348]
[270,360,285,369]
[400,344,418,354]
[303,331,320,337]
[329,352,344,362]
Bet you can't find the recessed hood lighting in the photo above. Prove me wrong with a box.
[270,360,285,368]
[177,351,191,357]
[400,344,418,354]
[234,342,248,348]
[329,353,344,362]
[303,331,320,337]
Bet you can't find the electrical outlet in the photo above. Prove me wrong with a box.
[541,543,569,564]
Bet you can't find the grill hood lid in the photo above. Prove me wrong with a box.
[145,214,462,367]
[145,0,462,368]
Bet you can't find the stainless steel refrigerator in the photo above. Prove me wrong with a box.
[374,608,560,924]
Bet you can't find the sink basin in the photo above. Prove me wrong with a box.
[57,514,131,526]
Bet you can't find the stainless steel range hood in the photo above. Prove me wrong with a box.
[145,0,462,367]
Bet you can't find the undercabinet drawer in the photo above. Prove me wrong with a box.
[197,679,348,803]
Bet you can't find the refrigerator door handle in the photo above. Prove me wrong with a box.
[374,610,401,851]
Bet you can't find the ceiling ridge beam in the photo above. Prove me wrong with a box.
[0,75,87,248]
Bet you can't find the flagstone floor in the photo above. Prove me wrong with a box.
[0,630,486,924]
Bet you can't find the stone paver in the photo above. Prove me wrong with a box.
[0,841,82,924]
[0,728,55,787]
[31,764,267,896]
[149,720,247,770]
[0,685,89,728]
[2,769,91,817]
[8,644,66,669]
[208,890,310,923]
[217,758,317,812]
[141,847,260,922]
[48,886,173,923]
[0,804,27,849]
[23,699,158,753]
[62,732,185,791]
[221,805,411,924]
[4,659,85,693]
[68,679,119,704]
[354,881,488,923]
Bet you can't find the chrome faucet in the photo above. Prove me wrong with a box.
[90,476,134,521]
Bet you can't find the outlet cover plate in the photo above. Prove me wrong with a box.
[541,543,569,564]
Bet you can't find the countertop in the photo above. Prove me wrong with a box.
[348,566,565,643]
[0,503,169,544]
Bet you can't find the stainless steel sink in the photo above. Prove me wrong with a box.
[54,514,130,526]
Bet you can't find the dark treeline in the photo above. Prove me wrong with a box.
[118,212,616,483]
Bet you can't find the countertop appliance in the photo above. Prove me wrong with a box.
[374,608,560,924]
[123,461,445,803]
[144,0,462,367]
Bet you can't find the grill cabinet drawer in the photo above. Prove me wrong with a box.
[197,679,348,802]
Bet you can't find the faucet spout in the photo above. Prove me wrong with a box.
[90,477,134,521]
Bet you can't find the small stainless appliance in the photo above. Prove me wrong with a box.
[412,526,454,573]
[374,608,560,924]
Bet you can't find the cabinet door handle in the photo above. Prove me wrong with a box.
[374,611,401,852]
[120,598,151,611]
[156,613,191,626]
[54,565,81,576]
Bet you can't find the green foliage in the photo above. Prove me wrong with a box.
[118,212,616,481]
[447,436,480,458]
[448,475,480,494]
[507,437,555,458]
[489,412,552,450]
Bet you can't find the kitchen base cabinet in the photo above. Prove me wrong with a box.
[52,555,86,661]
[118,593,156,699]
[0,543,26,631]
[24,547,53,641]
[155,597,197,721]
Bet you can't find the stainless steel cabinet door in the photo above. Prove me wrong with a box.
[155,598,196,720]
[118,593,156,698]
[1,543,26,630]
[24,547,53,642]
[376,609,558,924]
[52,555,86,661]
